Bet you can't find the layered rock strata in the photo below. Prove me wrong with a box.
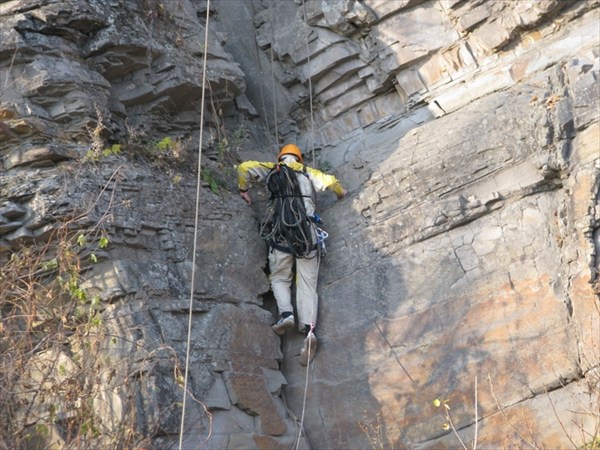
[0,0,598,449]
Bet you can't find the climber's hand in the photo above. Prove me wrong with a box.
[240,190,252,205]
[337,188,347,200]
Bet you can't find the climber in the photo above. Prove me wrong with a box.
[236,144,346,366]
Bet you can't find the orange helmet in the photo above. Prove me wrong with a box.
[278,144,303,163]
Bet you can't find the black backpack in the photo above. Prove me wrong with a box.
[259,164,317,258]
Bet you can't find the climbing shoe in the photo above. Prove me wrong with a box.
[272,315,295,335]
[299,333,317,366]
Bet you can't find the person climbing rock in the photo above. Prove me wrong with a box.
[236,143,346,366]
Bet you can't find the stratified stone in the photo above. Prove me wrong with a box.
[1,1,598,449]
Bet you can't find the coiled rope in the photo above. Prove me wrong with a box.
[179,0,211,448]
[259,165,317,259]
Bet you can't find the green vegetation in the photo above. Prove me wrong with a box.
[84,115,189,186]
[85,143,121,161]
[201,168,221,194]
[0,220,158,448]
[203,122,247,194]
[83,107,251,195]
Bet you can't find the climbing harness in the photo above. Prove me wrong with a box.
[311,212,329,255]
[179,1,211,448]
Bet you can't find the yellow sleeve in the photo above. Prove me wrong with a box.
[302,165,345,196]
[236,161,275,191]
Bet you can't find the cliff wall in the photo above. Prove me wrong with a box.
[0,0,598,449]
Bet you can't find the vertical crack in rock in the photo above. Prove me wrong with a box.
[374,321,417,388]
[592,178,600,286]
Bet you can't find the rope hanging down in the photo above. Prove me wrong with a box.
[294,3,319,448]
[302,0,316,166]
[294,322,316,450]
[253,0,280,153]
[179,1,211,448]
[269,0,279,146]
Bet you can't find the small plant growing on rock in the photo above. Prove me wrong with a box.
[201,168,221,194]
[433,397,471,449]
[358,410,386,450]
[85,142,122,161]
[203,121,247,193]
[83,116,192,187]
[146,136,186,164]
[431,377,479,450]
[85,111,110,161]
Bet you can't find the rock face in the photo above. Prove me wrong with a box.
[1,0,599,449]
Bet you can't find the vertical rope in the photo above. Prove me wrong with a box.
[252,0,281,154]
[294,0,320,430]
[253,10,273,149]
[294,250,320,449]
[270,0,279,148]
[178,1,211,448]
[294,325,316,449]
[301,0,316,166]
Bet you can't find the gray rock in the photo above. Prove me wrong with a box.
[0,201,27,220]
[1,1,598,449]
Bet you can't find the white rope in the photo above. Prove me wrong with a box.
[252,2,278,153]
[294,251,321,450]
[178,1,211,448]
[293,4,320,448]
[270,0,279,147]
[301,0,316,166]
[294,326,315,450]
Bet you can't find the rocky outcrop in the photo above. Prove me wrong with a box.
[0,0,245,169]
[1,0,598,449]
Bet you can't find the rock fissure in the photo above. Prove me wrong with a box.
[374,321,418,388]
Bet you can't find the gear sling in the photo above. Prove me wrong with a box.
[259,164,327,258]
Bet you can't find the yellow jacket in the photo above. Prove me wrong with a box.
[236,160,345,197]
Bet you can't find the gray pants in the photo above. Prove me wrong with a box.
[269,248,319,331]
